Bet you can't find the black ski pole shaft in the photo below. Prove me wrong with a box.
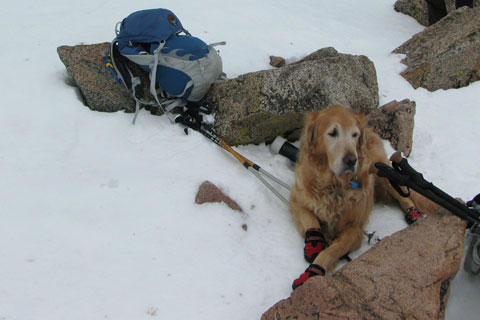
[373,157,480,225]
[375,162,480,224]
[425,183,480,220]
[407,181,480,225]
[390,152,480,220]
[270,136,298,163]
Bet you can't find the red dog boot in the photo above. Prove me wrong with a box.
[304,228,327,263]
[405,206,424,225]
[292,264,326,290]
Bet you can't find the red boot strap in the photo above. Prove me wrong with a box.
[305,235,325,243]
[307,264,326,276]
[305,228,325,243]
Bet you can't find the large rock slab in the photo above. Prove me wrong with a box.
[204,47,379,145]
[393,6,480,91]
[57,45,379,145]
[57,44,413,154]
[262,207,466,320]
[57,43,136,113]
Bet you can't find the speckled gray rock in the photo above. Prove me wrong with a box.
[262,207,466,320]
[394,0,479,26]
[394,0,430,26]
[393,6,480,91]
[57,43,136,113]
[204,47,379,145]
[269,55,286,68]
[368,99,416,157]
[57,45,379,146]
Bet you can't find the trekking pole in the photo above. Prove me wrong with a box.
[175,112,290,207]
[370,152,480,225]
[389,152,479,218]
[385,153,480,275]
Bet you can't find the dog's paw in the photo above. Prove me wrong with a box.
[292,264,325,290]
[405,206,425,225]
[304,228,327,263]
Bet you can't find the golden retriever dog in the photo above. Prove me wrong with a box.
[290,105,434,289]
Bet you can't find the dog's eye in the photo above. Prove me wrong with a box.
[352,132,359,138]
[328,128,338,137]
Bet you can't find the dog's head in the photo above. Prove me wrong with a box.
[301,105,366,176]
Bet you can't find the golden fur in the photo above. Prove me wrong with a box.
[290,105,435,272]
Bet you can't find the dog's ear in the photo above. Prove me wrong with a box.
[355,113,368,152]
[301,111,329,167]
[302,111,321,150]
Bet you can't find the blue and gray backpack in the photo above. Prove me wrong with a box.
[106,9,225,123]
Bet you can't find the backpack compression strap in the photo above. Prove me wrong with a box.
[119,41,190,122]
[110,40,186,124]
[121,45,194,97]
[148,41,187,122]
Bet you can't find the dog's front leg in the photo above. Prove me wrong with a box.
[312,225,363,272]
[292,225,364,290]
[290,204,321,237]
[290,200,330,265]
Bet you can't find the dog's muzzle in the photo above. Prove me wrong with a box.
[342,153,358,173]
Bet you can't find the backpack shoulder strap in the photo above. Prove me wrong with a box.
[148,41,187,122]
[110,40,133,90]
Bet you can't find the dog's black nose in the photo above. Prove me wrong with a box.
[343,154,357,168]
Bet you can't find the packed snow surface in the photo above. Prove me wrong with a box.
[1,1,479,319]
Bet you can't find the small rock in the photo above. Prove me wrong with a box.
[367,99,416,157]
[195,181,242,212]
[269,55,286,68]
[242,224,248,231]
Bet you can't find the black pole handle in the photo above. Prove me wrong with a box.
[374,154,480,225]
[270,136,298,163]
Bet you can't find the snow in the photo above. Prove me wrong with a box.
[1,0,479,319]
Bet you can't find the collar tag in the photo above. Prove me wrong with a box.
[351,179,361,189]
